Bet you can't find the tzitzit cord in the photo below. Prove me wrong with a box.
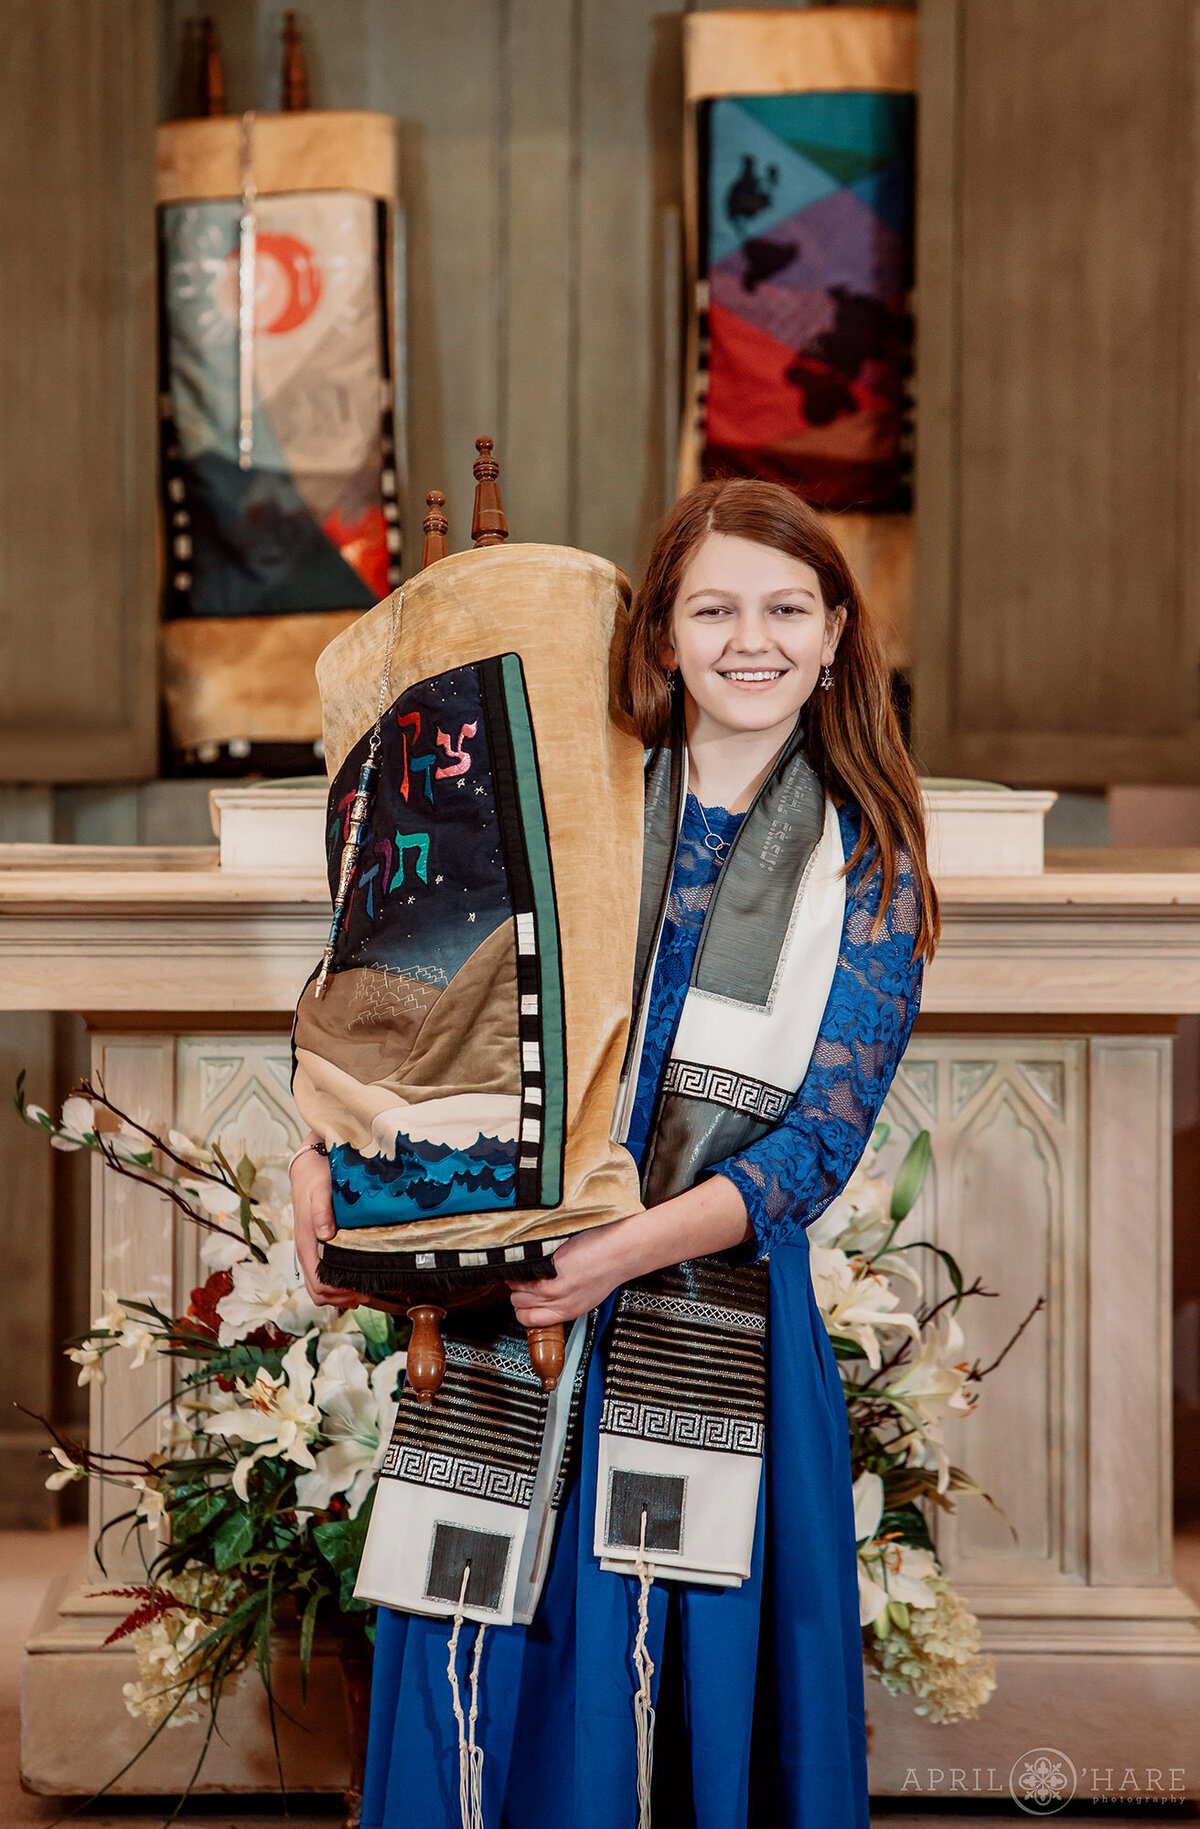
[447,1563,488,1829]
[633,1508,657,1828]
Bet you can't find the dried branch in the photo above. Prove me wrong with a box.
[81,1076,231,1187]
[968,1295,1046,1382]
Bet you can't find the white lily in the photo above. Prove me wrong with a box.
[195,1179,245,1222]
[44,1445,83,1491]
[168,1129,215,1163]
[215,1240,325,1344]
[853,1469,885,1545]
[857,1538,940,1627]
[294,1342,406,1518]
[66,1343,105,1387]
[198,1227,253,1272]
[810,1245,920,1369]
[90,1289,157,1368]
[247,1163,293,1213]
[131,1476,167,1530]
[884,1316,976,1492]
[812,1160,895,1255]
[199,1335,322,1499]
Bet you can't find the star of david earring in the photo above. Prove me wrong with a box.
[821,663,834,691]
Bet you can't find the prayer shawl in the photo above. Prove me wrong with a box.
[356,719,847,1626]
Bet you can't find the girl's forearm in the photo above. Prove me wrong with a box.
[607,1173,753,1283]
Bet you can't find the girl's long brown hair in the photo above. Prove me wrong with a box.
[624,479,940,959]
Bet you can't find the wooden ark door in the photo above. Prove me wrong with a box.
[914,0,1200,786]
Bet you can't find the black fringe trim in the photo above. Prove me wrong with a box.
[318,1243,559,1300]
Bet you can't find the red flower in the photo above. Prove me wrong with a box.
[186,1270,234,1338]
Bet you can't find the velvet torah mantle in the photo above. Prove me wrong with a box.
[291,543,647,1295]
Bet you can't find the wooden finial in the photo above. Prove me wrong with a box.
[421,491,449,569]
[526,1323,565,1394]
[176,17,199,119]
[199,16,226,117]
[405,1304,447,1405]
[471,436,509,547]
[281,11,310,111]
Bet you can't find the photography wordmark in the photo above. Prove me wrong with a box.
[900,1750,1189,1815]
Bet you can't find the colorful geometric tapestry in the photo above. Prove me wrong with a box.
[702,88,914,510]
[680,10,917,665]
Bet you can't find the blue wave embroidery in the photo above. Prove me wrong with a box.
[330,1132,518,1227]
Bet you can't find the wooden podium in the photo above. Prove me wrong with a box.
[2,800,1199,1794]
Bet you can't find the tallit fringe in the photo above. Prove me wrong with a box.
[446,1567,488,1829]
[632,1510,656,1829]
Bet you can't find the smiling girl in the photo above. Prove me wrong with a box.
[294,478,939,1828]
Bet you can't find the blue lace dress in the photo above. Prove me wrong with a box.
[362,792,925,1829]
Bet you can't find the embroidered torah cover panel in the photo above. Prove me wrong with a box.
[292,543,646,1260]
[154,111,401,770]
[293,654,565,1234]
[702,89,914,511]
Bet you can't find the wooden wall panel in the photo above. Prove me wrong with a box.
[914,0,1200,786]
[0,2,158,782]
[0,792,55,1524]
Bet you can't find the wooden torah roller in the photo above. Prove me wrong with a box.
[306,445,578,1407]
[405,1297,565,1405]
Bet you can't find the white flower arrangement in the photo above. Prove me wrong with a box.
[21,1082,1035,1785]
[811,1126,1032,1723]
[16,1073,407,1811]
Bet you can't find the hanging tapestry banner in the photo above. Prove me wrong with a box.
[156,111,403,772]
[703,86,914,510]
[680,8,916,666]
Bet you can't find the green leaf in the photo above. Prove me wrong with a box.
[313,1514,367,1577]
[314,1499,374,1613]
[870,1119,890,1152]
[353,1305,391,1347]
[236,1154,257,1195]
[889,1129,931,1221]
[904,1241,965,1305]
[888,1600,910,1632]
[299,1591,320,1699]
[173,1490,227,1540]
[212,1510,255,1571]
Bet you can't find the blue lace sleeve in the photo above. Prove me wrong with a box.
[711,804,925,1258]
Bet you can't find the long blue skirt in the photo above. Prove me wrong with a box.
[360,1239,869,1828]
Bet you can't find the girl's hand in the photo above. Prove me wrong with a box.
[290,1139,361,1310]
[508,1175,754,1331]
[507,1223,638,1329]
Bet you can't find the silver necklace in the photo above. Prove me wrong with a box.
[693,794,730,862]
